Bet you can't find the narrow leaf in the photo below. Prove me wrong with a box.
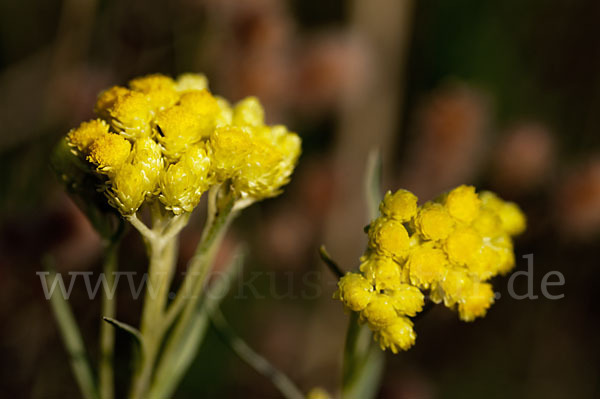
[45,262,99,399]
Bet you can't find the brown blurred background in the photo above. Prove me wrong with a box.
[1,0,600,398]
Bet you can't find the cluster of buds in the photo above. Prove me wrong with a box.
[64,73,301,216]
[335,185,525,353]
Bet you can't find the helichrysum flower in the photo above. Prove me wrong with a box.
[63,73,301,216]
[334,185,525,352]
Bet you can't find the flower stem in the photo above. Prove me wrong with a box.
[46,266,99,399]
[341,313,384,399]
[98,240,120,399]
[146,187,235,398]
[128,216,180,399]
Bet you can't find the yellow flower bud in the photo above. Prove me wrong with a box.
[440,268,474,307]
[368,217,410,260]
[406,244,448,288]
[131,137,163,191]
[471,209,502,237]
[360,255,401,291]
[469,245,501,280]
[379,189,418,222]
[444,184,481,223]
[444,227,482,266]
[497,201,526,236]
[129,73,176,92]
[362,294,397,328]
[67,119,110,153]
[178,89,220,117]
[373,316,416,353]
[95,86,130,119]
[159,145,211,214]
[175,73,209,92]
[491,235,516,274]
[108,91,153,138]
[458,282,495,321]
[107,163,152,215]
[87,133,131,172]
[211,124,301,200]
[232,96,264,127]
[154,104,213,159]
[388,284,424,317]
[215,96,233,126]
[335,273,373,312]
[414,202,454,241]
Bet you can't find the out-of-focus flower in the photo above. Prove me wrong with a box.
[555,158,600,237]
[334,185,525,353]
[306,387,332,399]
[401,84,491,199]
[60,73,301,216]
[492,122,556,194]
[201,0,368,119]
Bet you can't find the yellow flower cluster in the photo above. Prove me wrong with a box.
[65,73,301,215]
[334,185,525,353]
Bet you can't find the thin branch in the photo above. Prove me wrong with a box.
[127,213,155,241]
[210,308,305,399]
[44,260,99,399]
[319,245,345,278]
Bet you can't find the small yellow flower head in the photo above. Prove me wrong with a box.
[335,273,373,312]
[95,86,130,119]
[215,97,233,126]
[491,235,516,274]
[131,137,163,190]
[210,125,253,177]
[471,209,502,237]
[373,317,416,354]
[444,227,482,266]
[444,184,481,223]
[108,91,153,138]
[211,124,302,200]
[107,163,152,215]
[480,191,527,235]
[87,133,131,172]
[414,202,454,241]
[498,202,527,236]
[175,73,209,92]
[159,145,211,214]
[406,245,448,288]
[179,90,220,116]
[388,284,424,316]
[128,74,180,112]
[368,217,410,259]
[458,282,495,321]
[129,73,176,92]
[154,105,211,159]
[360,255,401,291]
[439,268,474,307]
[232,96,265,127]
[379,189,418,222]
[469,245,501,280]
[333,185,525,353]
[362,294,398,328]
[67,119,110,153]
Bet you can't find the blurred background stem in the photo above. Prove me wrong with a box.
[98,239,120,399]
[46,267,98,399]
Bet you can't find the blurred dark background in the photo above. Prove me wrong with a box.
[1,0,599,398]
